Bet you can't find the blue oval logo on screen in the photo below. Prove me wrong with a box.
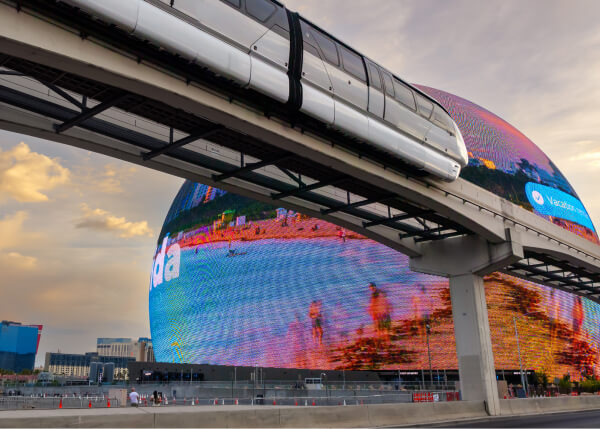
[525,182,595,231]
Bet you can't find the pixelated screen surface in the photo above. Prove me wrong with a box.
[150,183,600,379]
[417,85,598,243]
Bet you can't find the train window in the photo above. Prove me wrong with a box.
[246,0,277,22]
[222,0,241,7]
[381,71,394,97]
[310,29,339,66]
[367,64,382,90]
[415,94,433,118]
[304,42,321,58]
[432,106,455,134]
[393,78,416,110]
[339,46,366,82]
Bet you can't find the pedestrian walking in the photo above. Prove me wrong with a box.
[129,387,140,407]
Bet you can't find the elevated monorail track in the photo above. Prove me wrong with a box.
[1,0,600,305]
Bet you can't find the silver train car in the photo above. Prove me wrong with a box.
[61,0,469,181]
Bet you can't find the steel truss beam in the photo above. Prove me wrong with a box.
[53,92,128,133]
[213,154,291,182]
[143,125,223,161]
[271,176,348,200]
[362,209,434,228]
[321,194,395,215]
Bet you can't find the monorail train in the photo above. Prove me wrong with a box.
[61,0,469,181]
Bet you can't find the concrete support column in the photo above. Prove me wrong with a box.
[449,273,500,416]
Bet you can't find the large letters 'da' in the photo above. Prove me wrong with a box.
[151,236,181,290]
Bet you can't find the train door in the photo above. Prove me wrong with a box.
[365,61,384,118]
[326,44,368,139]
[299,20,335,124]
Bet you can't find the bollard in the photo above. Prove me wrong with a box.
[88,400,92,408]
[343,400,346,406]
[222,399,225,405]
[305,400,308,407]
[59,399,62,409]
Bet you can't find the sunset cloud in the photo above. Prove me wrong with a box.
[75,203,154,238]
[0,211,30,251]
[0,252,38,270]
[0,142,70,202]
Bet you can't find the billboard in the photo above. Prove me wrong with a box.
[149,183,600,380]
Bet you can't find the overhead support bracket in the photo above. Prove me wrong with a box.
[53,92,128,133]
[277,166,304,187]
[213,154,291,182]
[143,125,223,161]
[271,177,347,200]
[321,194,395,215]
[363,209,434,228]
[414,229,467,243]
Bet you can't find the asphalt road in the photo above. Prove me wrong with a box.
[423,409,600,428]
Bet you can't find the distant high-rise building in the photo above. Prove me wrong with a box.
[0,321,42,373]
[96,337,154,362]
[44,352,133,379]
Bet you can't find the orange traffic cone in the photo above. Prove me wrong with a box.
[107,398,111,408]
[59,399,62,409]
[88,400,92,408]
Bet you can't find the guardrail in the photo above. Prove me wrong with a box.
[0,396,120,410]
[130,389,459,407]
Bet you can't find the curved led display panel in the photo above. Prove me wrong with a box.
[418,85,598,243]
[149,88,600,380]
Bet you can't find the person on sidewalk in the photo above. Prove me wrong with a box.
[129,387,140,407]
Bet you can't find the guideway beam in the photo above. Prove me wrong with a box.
[409,229,524,416]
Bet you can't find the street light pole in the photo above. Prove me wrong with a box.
[426,321,433,387]
[513,316,527,395]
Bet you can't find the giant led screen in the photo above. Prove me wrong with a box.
[418,86,598,243]
[149,88,600,380]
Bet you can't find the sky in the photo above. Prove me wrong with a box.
[0,0,599,367]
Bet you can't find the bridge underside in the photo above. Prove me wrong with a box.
[0,55,470,250]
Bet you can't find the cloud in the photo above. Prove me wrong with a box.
[74,163,138,194]
[75,203,154,238]
[570,151,600,167]
[0,252,37,270]
[0,211,30,251]
[0,142,70,202]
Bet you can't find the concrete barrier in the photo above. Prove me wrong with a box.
[0,402,487,428]
[500,395,600,416]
